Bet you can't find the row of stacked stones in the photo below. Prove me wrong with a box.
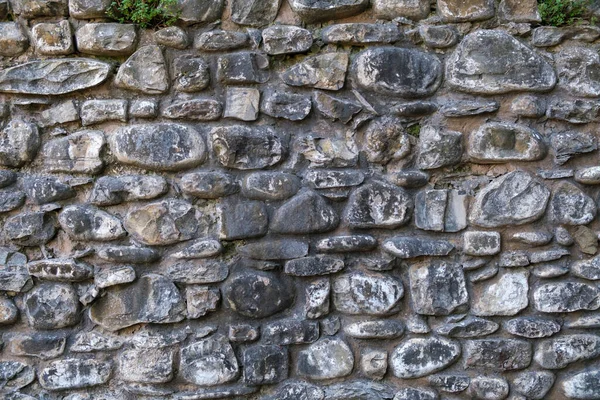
[2,0,600,398]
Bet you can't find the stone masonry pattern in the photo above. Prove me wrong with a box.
[2,0,600,398]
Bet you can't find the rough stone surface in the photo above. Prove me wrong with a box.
[333,272,403,315]
[468,122,546,163]
[409,261,469,315]
[391,336,461,378]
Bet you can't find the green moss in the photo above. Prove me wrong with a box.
[106,0,179,29]
[538,0,590,26]
[407,124,421,138]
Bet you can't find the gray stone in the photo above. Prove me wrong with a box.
[163,99,222,121]
[536,334,600,369]
[297,338,354,380]
[0,119,40,168]
[261,91,312,120]
[5,211,56,246]
[39,359,111,390]
[391,336,461,378]
[289,0,368,23]
[181,171,238,198]
[534,281,600,313]
[323,23,401,44]
[111,124,205,171]
[468,122,546,163]
[90,274,185,331]
[32,21,73,56]
[394,388,438,400]
[81,99,127,126]
[298,134,358,167]
[304,170,364,190]
[314,91,362,124]
[363,116,410,164]
[0,189,25,213]
[263,25,312,55]
[172,239,222,259]
[0,23,28,56]
[24,176,75,204]
[95,265,136,288]
[417,126,463,169]
[529,248,569,264]
[510,95,547,117]
[391,101,438,117]
[558,47,600,97]
[155,26,188,48]
[263,319,319,344]
[305,279,330,319]
[28,258,93,282]
[8,333,65,359]
[170,260,226,283]
[242,172,300,201]
[124,200,200,245]
[219,199,268,239]
[499,0,540,21]
[0,297,18,325]
[383,236,454,258]
[511,231,553,246]
[373,0,429,19]
[551,131,597,164]
[96,245,159,264]
[115,46,169,94]
[283,53,348,91]
[573,256,600,280]
[361,348,388,380]
[419,25,459,48]
[211,125,283,169]
[224,87,259,121]
[239,239,309,260]
[470,171,550,227]
[464,339,532,370]
[576,166,600,184]
[59,205,125,242]
[42,130,105,174]
[415,189,467,232]
[316,234,376,252]
[14,0,68,16]
[437,0,494,21]
[285,256,344,276]
[265,382,324,400]
[409,261,468,315]
[550,182,596,225]
[547,99,600,124]
[69,0,111,18]
[26,282,80,329]
[441,100,499,117]
[344,180,412,229]
[224,271,294,318]
[0,58,111,95]
[231,0,281,26]
[513,371,555,399]
[272,190,338,234]
[472,271,529,316]
[333,272,403,315]
[354,48,442,97]
[195,30,248,51]
[217,52,269,84]
[129,99,158,118]
[228,324,260,342]
[468,377,509,400]
[325,381,395,400]
[174,0,224,25]
[0,170,16,188]
[436,317,499,338]
[344,320,404,339]
[463,231,501,256]
[173,56,210,92]
[38,101,80,128]
[0,360,35,391]
[504,317,561,338]
[244,344,288,384]
[563,369,600,399]
[76,24,136,56]
[119,347,175,383]
[89,175,168,206]
[429,374,470,393]
[446,30,557,94]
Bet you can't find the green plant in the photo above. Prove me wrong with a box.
[538,0,590,26]
[406,124,421,138]
[107,0,179,29]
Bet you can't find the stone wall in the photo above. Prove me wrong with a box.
[1,0,600,398]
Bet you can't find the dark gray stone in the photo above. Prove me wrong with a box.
[242,172,300,200]
[174,0,224,25]
[333,272,403,315]
[25,283,80,329]
[417,126,463,169]
[298,135,358,168]
[244,345,288,384]
[24,176,74,205]
[304,169,364,189]
[39,359,111,390]
[467,377,509,400]
[75,23,137,56]
[261,91,312,121]
[239,239,309,260]
[323,23,401,44]
[468,122,546,163]
[217,52,269,84]
[163,99,222,121]
[272,190,338,234]
[558,47,600,97]
[409,261,468,316]
[353,48,442,97]
[436,317,498,338]
[344,319,404,339]
[186,286,220,318]
[224,271,294,318]
[289,0,368,23]
[0,119,40,168]
[0,189,25,213]
[394,388,437,400]
[89,175,167,206]
[441,100,499,117]
[551,131,597,165]
[155,26,188,49]
[535,334,600,369]
[550,182,596,225]
[96,245,159,264]
[504,317,561,338]
[195,30,248,51]
[314,91,362,124]
[464,339,532,370]
[263,25,312,55]
[219,199,268,239]
[231,0,282,26]
[5,211,57,246]
[115,46,169,94]
[285,255,344,276]
[547,99,600,124]
[429,374,470,393]
[59,205,125,242]
[513,371,555,400]
[172,239,222,259]
[181,171,239,198]
[8,333,65,359]
[391,336,461,378]
[297,338,354,379]
[419,25,459,48]
[305,279,330,319]
[263,320,319,344]
[315,234,376,252]
[211,125,284,169]
[264,382,324,400]
[383,236,454,259]
[283,53,348,91]
[173,56,210,92]
[415,189,467,232]
[533,281,600,313]
[167,260,228,284]
[28,258,93,282]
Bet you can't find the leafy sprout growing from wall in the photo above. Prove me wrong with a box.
[107,0,179,29]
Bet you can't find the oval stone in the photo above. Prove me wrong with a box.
[391,336,461,378]
[224,272,295,318]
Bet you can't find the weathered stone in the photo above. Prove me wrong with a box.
[534,281,600,313]
[231,0,281,26]
[363,116,410,164]
[14,0,68,16]
[184,286,219,318]
[23,176,74,205]
[499,0,540,21]
[315,234,377,253]
[261,91,312,120]
[265,382,324,400]
[167,260,228,285]
[510,95,547,117]
[262,25,312,55]
[172,239,222,260]
[90,175,167,206]
[163,99,222,121]
[285,256,344,276]
[298,134,358,167]
[195,30,248,51]
[391,101,438,117]
[289,0,368,23]
[80,100,127,126]
[470,171,550,227]
[241,172,300,201]
[69,0,110,17]
[436,317,499,338]
[361,348,388,380]
[263,319,319,345]
[0,297,18,325]
[28,258,93,282]
[0,360,35,392]
[429,374,470,393]
[181,172,238,199]
[464,339,532,370]
[90,274,185,331]
[536,334,600,369]
[468,122,546,163]
[115,46,169,94]
[239,239,309,260]
[0,170,16,188]
[552,131,598,165]
[344,180,412,229]
[415,189,467,232]
[42,131,105,174]
[419,25,458,48]
[243,344,288,384]
[119,347,174,384]
[437,0,494,21]
[468,377,509,400]
[96,245,159,264]
[469,263,499,283]
[304,170,364,190]
[513,371,555,399]
[511,231,553,246]
[547,99,600,124]
[5,211,56,246]
[76,24,136,56]
[409,261,468,316]
[180,335,239,386]
[174,0,224,25]
[576,166,600,184]
[0,119,39,168]
[211,126,283,169]
[0,23,29,56]
[59,205,125,242]
[37,101,79,128]
[32,21,73,56]
[0,189,25,213]
[129,99,157,118]
[95,265,136,288]
[314,91,362,124]
[323,23,401,44]
[563,369,600,399]
[39,359,111,390]
[446,30,557,94]
[8,333,65,359]
[394,388,437,400]
[297,338,354,380]
[332,272,403,315]
[229,324,260,342]
[224,271,294,318]
[463,231,501,256]
[272,190,338,234]
[529,248,570,264]
[391,336,461,378]
[26,282,80,329]
[283,53,348,91]
[344,320,404,339]
[305,279,330,319]
[383,236,454,258]
[472,271,529,316]
[354,48,442,97]
[173,56,210,92]
[533,262,570,278]
[557,47,600,97]
[504,317,561,338]
[325,381,395,400]
[219,198,268,239]
[217,52,269,84]
[155,26,188,48]
[417,126,463,169]
[550,182,596,225]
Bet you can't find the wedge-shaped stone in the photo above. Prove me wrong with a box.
[333,272,403,315]
[409,261,468,316]
[272,190,339,234]
[470,171,550,227]
[289,0,368,23]
[446,30,557,94]
[90,274,185,331]
[468,122,547,163]
[39,359,111,390]
[115,46,169,94]
[0,58,111,95]
[110,124,205,171]
[391,336,461,378]
[354,47,442,97]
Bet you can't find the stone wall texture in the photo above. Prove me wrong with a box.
[2,0,600,398]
